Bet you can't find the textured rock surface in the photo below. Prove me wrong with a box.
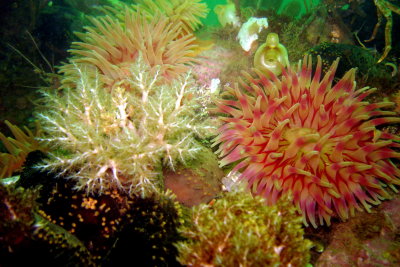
[164,166,222,207]
[316,195,400,267]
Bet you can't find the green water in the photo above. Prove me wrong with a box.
[202,0,322,26]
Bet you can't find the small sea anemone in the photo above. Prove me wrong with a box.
[213,55,400,227]
[0,121,46,178]
[61,7,198,88]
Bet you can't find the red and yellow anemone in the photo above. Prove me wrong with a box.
[213,55,400,228]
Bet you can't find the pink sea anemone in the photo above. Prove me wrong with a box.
[213,55,400,228]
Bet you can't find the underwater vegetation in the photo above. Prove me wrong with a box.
[37,58,213,197]
[13,150,184,266]
[213,55,400,228]
[175,190,312,266]
[326,0,400,64]
[364,0,400,63]
[34,1,215,197]
[307,42,396,88]
[1,0,400,266]
[3,1,214,264]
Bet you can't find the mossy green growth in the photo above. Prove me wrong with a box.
[175,190,312,266]
[180,144,221,176]
[36,57,215,197]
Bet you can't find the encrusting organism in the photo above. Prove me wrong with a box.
[0,183,95,266]
[17,149,186,265]
[175,190,312,266]
[37,58,214,197]
[213,55,400,228]
[104,191,185,266]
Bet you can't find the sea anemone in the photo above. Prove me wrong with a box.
[213,55,400,227]
[133,0,209,35]
[0,120,46,178]
[61,8,197,88]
